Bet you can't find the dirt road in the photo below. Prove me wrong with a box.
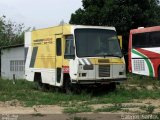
[0,99,160,120]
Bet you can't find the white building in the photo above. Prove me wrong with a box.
[1,45,25,79]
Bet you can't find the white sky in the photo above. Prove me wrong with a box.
[0,0,82,29]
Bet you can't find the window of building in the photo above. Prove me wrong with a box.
[10,60,24,72]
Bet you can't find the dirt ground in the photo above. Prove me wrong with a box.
[0,99,160,120]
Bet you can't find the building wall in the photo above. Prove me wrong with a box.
[1,46,25,79]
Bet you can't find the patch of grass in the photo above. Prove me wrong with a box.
[63,104,92,113]
[0,79,92,106]
[126,73,160,86]
[67,116,90,120]
[146,105,155,114]
[122,109,130,112]
[140,105,155,114]
[1,73,160,108]
[95,103,122,112]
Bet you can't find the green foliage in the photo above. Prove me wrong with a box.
[70,0,160,50]
[0,16,25,48]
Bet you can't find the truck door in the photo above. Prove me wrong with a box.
[55,35,63,85]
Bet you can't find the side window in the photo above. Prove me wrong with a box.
[64,35,75,59]
[56,38,62,56]
[149,31,160,47]
[132,32,149,48]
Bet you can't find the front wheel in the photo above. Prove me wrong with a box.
[109,82,116,91]
[64,79,73,94]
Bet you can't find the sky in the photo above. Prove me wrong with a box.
[0,0,82,29]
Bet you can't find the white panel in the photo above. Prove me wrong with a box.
[131,52,150,76]
[41,70,56,85]
[69,59,79,80]
[25,32,31,47]
[73,25,116,31]
[25,68,56,85]
[25,69,34,81]
[143,47,160,54]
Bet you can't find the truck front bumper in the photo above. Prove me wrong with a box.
[71,78,127,84]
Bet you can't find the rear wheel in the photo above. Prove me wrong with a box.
[36,80,43,90]
[35,80,49,91]
[34,72,49,91]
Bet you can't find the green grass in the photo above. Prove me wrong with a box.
[0,79,92,106]
[0,74,160,113]
[140,105,155,114]
[126,73,160,86]
[95,103,122,112]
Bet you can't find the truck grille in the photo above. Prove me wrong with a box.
[99,65,110,77]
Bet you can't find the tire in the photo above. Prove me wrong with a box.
[35,80,43,90]
[64,79,73,94]
[109,82,116,91]
[35,80,49,91]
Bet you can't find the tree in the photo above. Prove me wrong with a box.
[0,16,25,48]
[70,0,160,51]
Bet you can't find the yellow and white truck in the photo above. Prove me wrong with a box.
[25,24,126,91]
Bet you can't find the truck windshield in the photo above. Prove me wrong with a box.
[74,29,122,58]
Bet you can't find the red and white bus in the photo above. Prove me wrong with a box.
[128,26,160,78]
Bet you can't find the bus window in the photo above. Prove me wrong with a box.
[149,31,160,47]
[132,32,149,48]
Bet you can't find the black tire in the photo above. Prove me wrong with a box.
[35,80,43,90]
[35,79,50,91]
[64,79,73,94]
[73,84,81,94]
[109,82,116,91]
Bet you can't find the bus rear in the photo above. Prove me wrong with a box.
[128,26,160,78]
